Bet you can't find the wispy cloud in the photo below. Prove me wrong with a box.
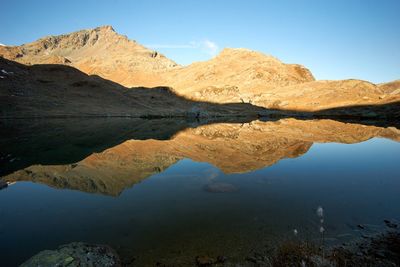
[202,40,218,55]
[146,39,219,56]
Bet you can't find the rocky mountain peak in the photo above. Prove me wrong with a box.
[0,25,178,86]
[94,25,115,32]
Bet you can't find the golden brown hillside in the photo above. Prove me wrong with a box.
[253,79,400,111]
[161,48,315,101]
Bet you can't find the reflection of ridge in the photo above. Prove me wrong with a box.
[2,119,399,196]
[0,117,258,177]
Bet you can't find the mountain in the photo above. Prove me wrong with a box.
[0,26,177,87]
[161,48,315,102]
[2,119,399,196]
[0,25,399,116]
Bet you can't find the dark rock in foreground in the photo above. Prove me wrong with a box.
[20,242,121,267]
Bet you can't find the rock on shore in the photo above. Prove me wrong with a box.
[20,242,121,267]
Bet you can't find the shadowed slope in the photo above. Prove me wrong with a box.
[0,57,268,118]
[1,57,399,120]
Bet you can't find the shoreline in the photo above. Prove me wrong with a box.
[18,222,399,267]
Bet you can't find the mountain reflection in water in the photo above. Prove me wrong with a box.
[1,118,399,196]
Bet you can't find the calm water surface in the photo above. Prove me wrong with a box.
[0,118,399,266]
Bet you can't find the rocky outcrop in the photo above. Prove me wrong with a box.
[2,119,399,195]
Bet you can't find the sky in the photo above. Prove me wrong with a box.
[1,0,399,83]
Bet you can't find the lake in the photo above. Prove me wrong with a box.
[1,118,399,266]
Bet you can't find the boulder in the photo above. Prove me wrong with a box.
[20,242,121,267]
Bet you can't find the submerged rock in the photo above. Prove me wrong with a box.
[0,180,7,190]
[204,182,238,193]
[357,224,365,229]
[20,242,121,267]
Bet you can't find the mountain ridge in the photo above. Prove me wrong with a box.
[1,25,399,115]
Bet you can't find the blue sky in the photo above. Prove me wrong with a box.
[1,0,399,83]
